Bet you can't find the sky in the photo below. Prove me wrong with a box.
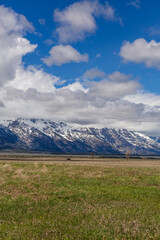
[0,0,160,136]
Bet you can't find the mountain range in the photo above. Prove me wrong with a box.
[0,118,160,155]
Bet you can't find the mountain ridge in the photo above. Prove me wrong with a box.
[0,118,160,155]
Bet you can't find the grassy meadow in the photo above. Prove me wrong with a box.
[0,159,160,239]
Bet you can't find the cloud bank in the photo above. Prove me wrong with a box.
[0,5,160,136]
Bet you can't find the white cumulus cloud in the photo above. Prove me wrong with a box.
[108,71,132,82]
[6,66,60,93]
[0,5,37,87]
[42,45,88,66]
[0,5,34,37]
[54,0,121,43]
[83,67,106,80]
[120,38,160,69]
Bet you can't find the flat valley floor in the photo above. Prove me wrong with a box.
[1,155,160,239]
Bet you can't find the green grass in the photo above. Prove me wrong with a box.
[1,162,160,239]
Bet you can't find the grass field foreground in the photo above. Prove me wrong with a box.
[0,161,160,239]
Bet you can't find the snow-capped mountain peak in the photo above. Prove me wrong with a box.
[0,118,160,154]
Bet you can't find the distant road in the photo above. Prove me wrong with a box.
[1,154,160,168]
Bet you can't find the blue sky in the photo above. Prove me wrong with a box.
[0,0,160,135]
[1,0,160,93]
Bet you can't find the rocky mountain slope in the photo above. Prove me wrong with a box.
[0,118,160,155]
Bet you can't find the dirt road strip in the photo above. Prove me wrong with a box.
[1,155,160,167]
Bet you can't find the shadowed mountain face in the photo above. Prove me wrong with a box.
[0,124,24,150]
[0,118,160,154]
